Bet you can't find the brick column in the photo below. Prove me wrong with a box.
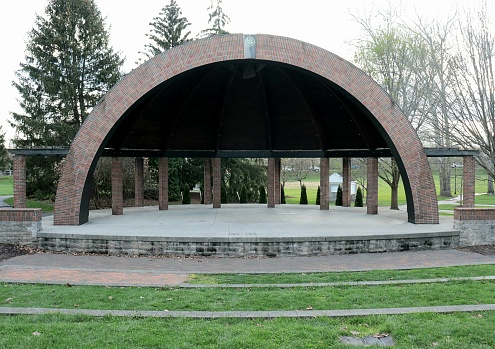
[203,159,212,205]
[212,158,221,208]
[342,157,352,207]
[463,156,475,207]
[134,157,144,207]
[275,158,281,205]
[267,158,276,208]
[111,158,124,215]
[13,155,26,208]
[320,157,329,210]
[367,157,379,215]
[159,157,168,210]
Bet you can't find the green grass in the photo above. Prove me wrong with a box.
[475,194,495,205]
[2,280,495,311]
[3,197,54,213]
[1,312,495,348]
[188,265,495,285]
[0,176,13,195]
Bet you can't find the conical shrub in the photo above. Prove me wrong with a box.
[299,184,308,205]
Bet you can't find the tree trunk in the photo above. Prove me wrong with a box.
[439,158,452,197]
[390,159,400,210]
[488,176,494,194]
[390,185,399,210]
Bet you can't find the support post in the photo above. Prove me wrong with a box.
[267,158,276,208]
[342,157,352,207]
[320,157,329,210]
[463,156,475,208]
[212,158,221,208]
[111,157,124,215]
[203,159,212,205]
[135,157,144,207]
[159,157,169,210]
[367,157,379,215]
[13,155,26,208]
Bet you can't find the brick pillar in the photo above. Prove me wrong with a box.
[13,155,26,208]
[367,157,379,215]
[212,158,221,208]
[275,158,281,204]
[111,158,124,215]
[203,159,212,205]
[320,157,329,210]
[134,157,144,207]
[267,158,276,208]
[342,158,352,207]
[463,156,475,208]
[159,157,169,210]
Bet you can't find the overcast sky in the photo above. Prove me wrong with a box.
[0,0,465,144]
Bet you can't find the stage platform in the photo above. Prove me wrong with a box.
[36,204,458,257]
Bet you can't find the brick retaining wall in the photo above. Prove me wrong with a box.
[454,207,495,246]
[0,209,42,244]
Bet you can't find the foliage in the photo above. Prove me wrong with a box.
[259,186,267,204]
[200,0,230,37]
[239,186,248,203]
[299,184,308,204]
[10,0,123,199]
[355,186,363,207]
[90,158,134,209]
[0,128,11,171]
[139,0,191,61]
[281,185,286,204]
[222,159,265,203]
[181,185,191,204]
[315,185,320,205]
[335,185,343,206]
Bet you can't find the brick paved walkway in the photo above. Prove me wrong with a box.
[1,249,494,287]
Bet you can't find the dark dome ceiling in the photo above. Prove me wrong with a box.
[104,59,389,157]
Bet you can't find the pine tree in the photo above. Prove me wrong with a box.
[140,0,191,60]
[355,187,364,207]
[240,186,248,203]
[200,0,230,37]
[335,185,343,206]
[221,184,228,204]
[182,185,191,204]
[259,186,267,204]
[315,185,320,205]
[299,185,308,205]
[11,0,123,199]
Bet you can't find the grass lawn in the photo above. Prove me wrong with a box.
[2,312,495,348]
[3,197,54,213]
[0,176,13,195]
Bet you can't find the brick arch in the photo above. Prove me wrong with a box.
[54,34,438,225]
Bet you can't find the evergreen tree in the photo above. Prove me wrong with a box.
[315,185,320,205]
[0,127,11,171]
[281,185,286,204]
[335,185,343,206]
[355,186,363,207]
[182,185,191,204]
[259,186,267,204]
[200,0,230,37]
[240,186,248,203]
[299,184,308,205]
[140,0,191,60]
[221,184,228,204]
[11,0,123,199]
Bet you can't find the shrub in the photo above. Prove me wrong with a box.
[355,186,363,207]
[335,185,343,206]
[221,185,228,204]
[315,185,320,205]
[259,186,267,204]
[299,184,308,205]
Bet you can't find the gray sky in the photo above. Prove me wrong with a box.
[0,0,461,144]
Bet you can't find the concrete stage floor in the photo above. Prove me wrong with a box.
[39,204,455,240]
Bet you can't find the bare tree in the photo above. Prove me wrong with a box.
[448,3,495,183]
[281,158,316,187]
